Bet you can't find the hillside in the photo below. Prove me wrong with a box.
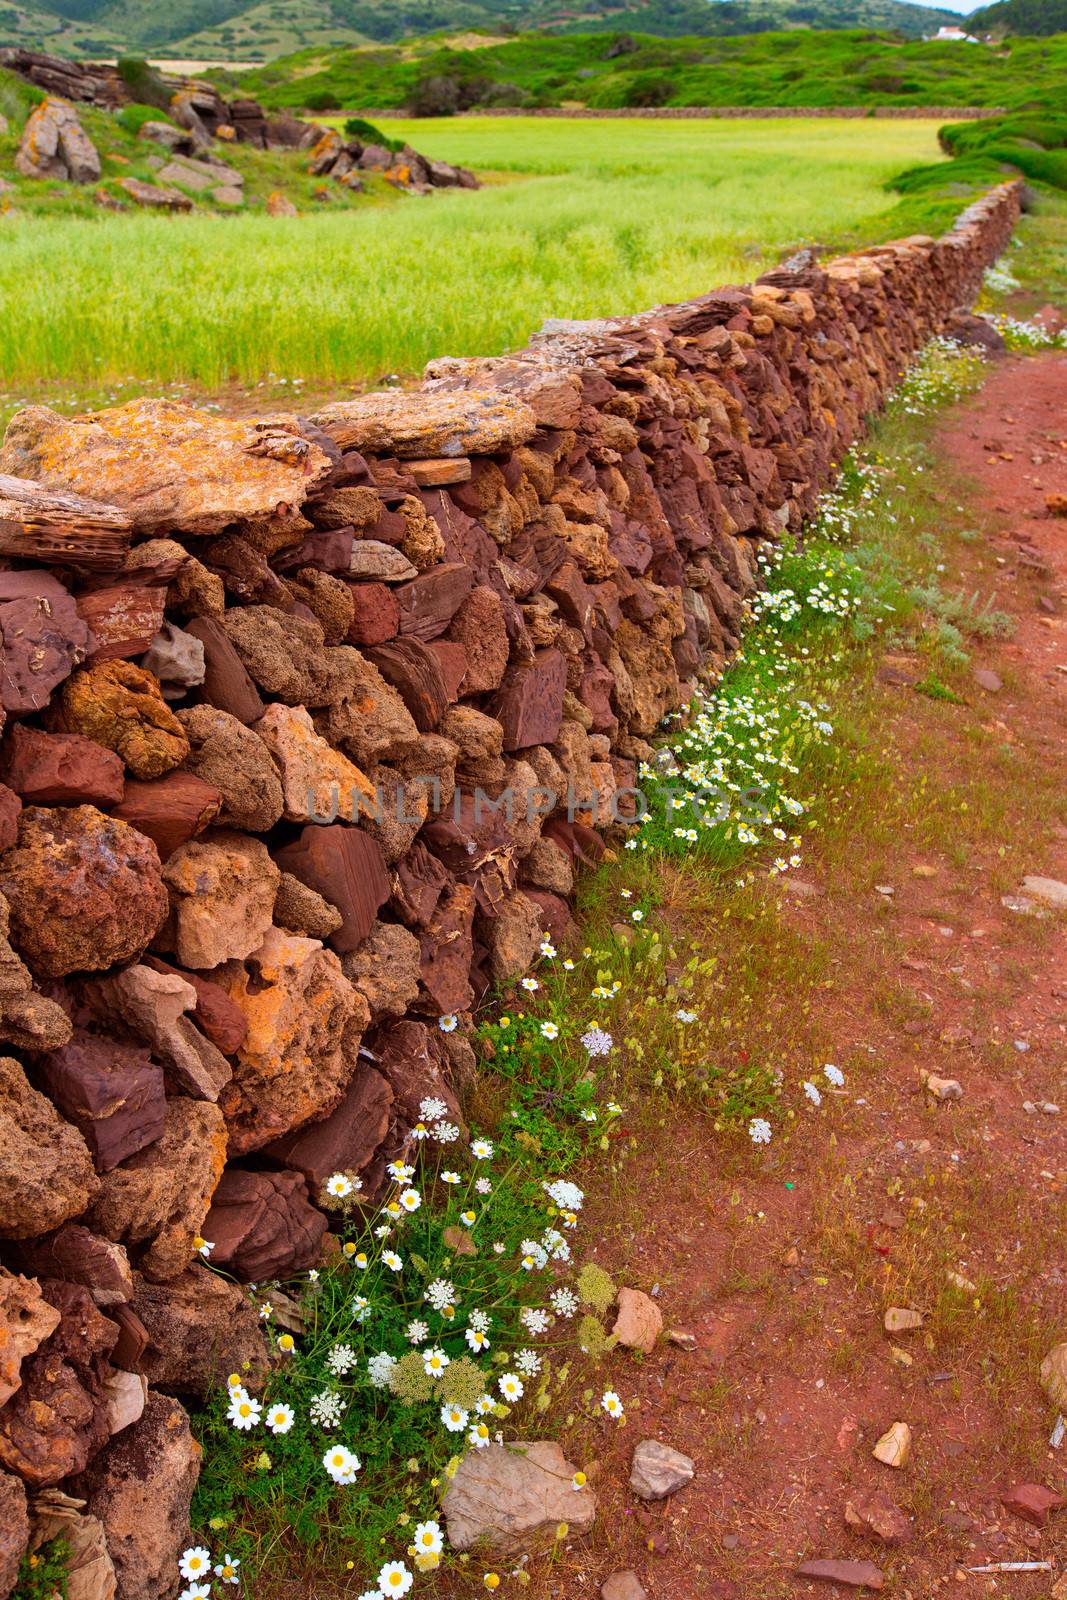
[0,0,965,62]
[223,28,1066,112]
[970,0,1067,32]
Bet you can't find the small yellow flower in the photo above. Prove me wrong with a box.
[484,1575,501,1590]
[277,1333,295,1354]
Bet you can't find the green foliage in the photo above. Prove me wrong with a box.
[576,1262,616,1313]
[11,1540,69,1600]
[232,28,1067,113]
[115,56,173,111]
[970,0,1067,34]
[343,114,401,149]
[115,101,174,133]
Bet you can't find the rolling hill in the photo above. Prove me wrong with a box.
[0,0,970,61]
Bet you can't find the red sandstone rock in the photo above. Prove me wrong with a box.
[132,1269,269,1398]
[274,823,390,953]
[0,570,91,714]
[491,649,567,751]
[202,1167,327,1281]
[37,1029,166,1172]
[0,786,20,853]
[265,1064,393,1192]
[111,770,222,859]
[0,724,125,808]
[183,615,265,724]
[346,580,401,645]
[77,576,168,662]
[1001,1482,1065,1527]
[365,637,448,731]
[13,1225,134,1308]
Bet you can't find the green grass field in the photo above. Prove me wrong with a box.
[0,117,945,403]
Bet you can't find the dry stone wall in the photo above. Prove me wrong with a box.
[0,180,1019,1597]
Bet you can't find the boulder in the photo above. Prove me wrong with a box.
[265,1063,392,1193]
[160,832,279,969]
[273,823,391,953]
[15,96,100,183]
[441,1439,596,1556]
[12,1225,133,1308]
[88,1098,227,1282]
[0,1281,117,1487]
[202,1167,327,1281]
[132,1270,268,1398]
[446,584,509,692]
[0,889,73,1050]
[253,701,376,823]
[0,804,167,977]
[181,618,264,724]
[176,704,283,830]
[77,576,167,664]
[80,962,232,1101]
[309,389,536,459]
[141,958,247,1057]
[629,1439,695,1501]
[214,925,366,1154]
[117,177,193,212]
[0,1056,98,1238]
[0,569,92,714]
[273,872,342,940]
[36,1031,166,1172]
[612,1286,663,1354]
[340,920,421,1022]
[0,725,124,808]
[0,1469,27,1599]
[111,771,222,860]
[0,399,331,536]
[26,1488,116,1600]
[221,607,334,706]
[57,661,189,779]
[313,646,420,770]
[71,1391,200,1600]
[0,1269,62,1407]
[139,621,205,700]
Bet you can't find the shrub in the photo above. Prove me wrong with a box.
[622,71,676,107]
[115,103,173,136]
[304,88,341,111]
[116,58,172,113]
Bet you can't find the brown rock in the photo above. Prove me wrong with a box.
[89,1098,227,1282]
[1000,1482,1064,1528]
[254,701,376,823]
[844,1490,911,1546]
[1040,1341,1067,1409]
[12,1225,133,1308]
[111,771,221,860]
[446,584,509,693]
[117,176,193,211]
[161,832,279,969]
[141,957,247,1057]
[0,1280,116,1488]
[0,1269,61,1407]
[215,925,365,1154]
[480,890,543,984]
[182,617,264,724]
[71,1391,200,1600]
[391,840,450,931]
[374,1018,464,1130]
[26,1488,116,1600]
[407,456,472,486]
[0,569,92,714]
[36,1030,166,1172]
[272,871,342,940]
[81,963,231,1101]
[274,823,390,953]
[176,704,282,831]
[133,1270,268,1398]
[0,787,19,853]
[126,539,224,620]
[365,637,448,731]
[0,725,124,808]
[313,647,419,769]
[492,650,567,751]
[57,661,189,779]
[795,1559,884,1590]
[265,1063,392,1193]
[0,398,331,535]
[441,1439,596,1556]
[221,606,334,706]
[0,1056,97,1238]
[613,1286,663,1353]
[340,920,421,1021]
[348,540,418,582]
[0,889,73,1050]
[416,884,475,1016]
[0,805,167,978]
[309,389,536,459]
[202,1167,327,1281]
[601,1574,647,1600]
[0,1469,27,1599]
[394,563,473,641]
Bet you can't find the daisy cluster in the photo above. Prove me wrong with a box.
[987,312,1067,351]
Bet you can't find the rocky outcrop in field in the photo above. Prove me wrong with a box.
[0,181,1019,1596]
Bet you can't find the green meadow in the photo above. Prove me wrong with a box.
[0,116,944,398]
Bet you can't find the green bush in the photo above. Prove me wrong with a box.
[343,116,402,151]
[115,103,174,136]
[116,58,173,113]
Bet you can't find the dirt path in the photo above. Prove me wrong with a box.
[529,353,1067,1600]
